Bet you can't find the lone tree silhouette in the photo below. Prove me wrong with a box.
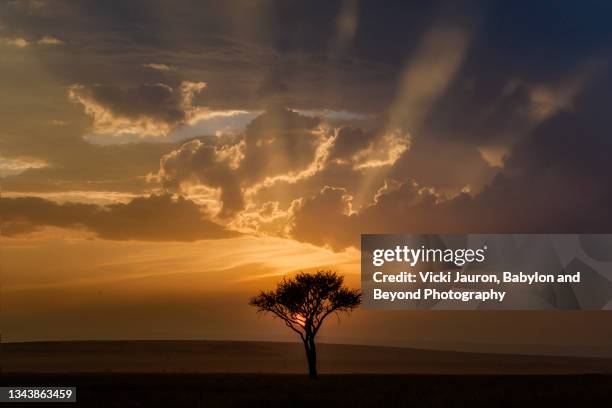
[249,270,361,379]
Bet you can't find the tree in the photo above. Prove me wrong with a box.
[249,270,361,379]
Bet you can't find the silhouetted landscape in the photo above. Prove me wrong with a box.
[5,340,612,374]
[3,341,612,406]
[3,0,612,405]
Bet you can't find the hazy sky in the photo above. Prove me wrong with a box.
[2,0,612,353]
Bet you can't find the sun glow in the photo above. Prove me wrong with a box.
[294,314,307,328]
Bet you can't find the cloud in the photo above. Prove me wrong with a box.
[155,107,329,216]
[289,186,356,249]
[352,129,410,170]
[238,107,323,180]
[152,105,499,230]
[0,156,48,177]
[416,60,604,161]
[289,164,611,251]
[327,127,409,170]
[389,137,497,193]
[143,63,171,71]
[288,78,612,250]
[155,138,245,217]
[155,107,417,221]
[227,200,294,237]
[37,35,62,45]
[1,0,608,117]
[3,37,29,48]
[68,81,211,137]
[2,0,611,251]
[1,194,239,241]
[0,127,179,194]
[327,127,375,162]
[525,62,601,121]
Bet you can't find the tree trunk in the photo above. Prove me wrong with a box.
[304,337,318,379]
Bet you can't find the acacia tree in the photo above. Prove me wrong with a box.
[249,270,361,379]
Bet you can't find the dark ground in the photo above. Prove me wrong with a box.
[2,373,612,407]
[3,341,612,406]
[5,341,612,374]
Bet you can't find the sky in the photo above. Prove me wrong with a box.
[2,0,612,354]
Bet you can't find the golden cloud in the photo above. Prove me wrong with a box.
[37,35,63,45]
[143,62,171,71]
[68,81,215,137]
[3,37,29,48]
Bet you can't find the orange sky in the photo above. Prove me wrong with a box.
[4,228,612,357]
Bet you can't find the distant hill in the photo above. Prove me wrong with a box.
[3,340,612,374]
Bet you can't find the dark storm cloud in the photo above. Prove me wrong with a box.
[74,83,184,124]
[0,0,453,113]
[3,0,609,137]
[1,194,238,241]
[289,75,612,250]
[2,0,612,244]
[1,195,99,236]
[327,127,375,161]
[67,81,209,136]
[235,110,491,216]
[2,1,610,114]
[389,137,497,192]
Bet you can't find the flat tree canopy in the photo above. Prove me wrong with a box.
[249,270,361,378]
